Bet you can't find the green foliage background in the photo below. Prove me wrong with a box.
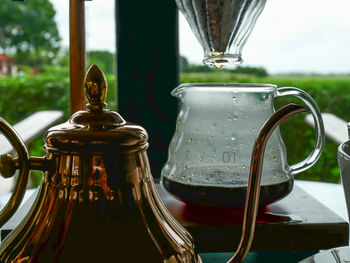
[0,0,60,66]
[0,71,349,185]
[0,73,116,187]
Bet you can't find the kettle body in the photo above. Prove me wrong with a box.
[0,150,198,262]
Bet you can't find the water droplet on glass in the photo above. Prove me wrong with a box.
[215,64,223,69]
[188,138,192,142]
[177,119,181,125]
[188,178,192,183]
[206,177,209,182]
[231,136,235,141]
[227,117,232,121]
[241,162,246,169]
[232,96,236,102]
[184,165,188,170]
[233,115,238,120]
[252,128,256,132]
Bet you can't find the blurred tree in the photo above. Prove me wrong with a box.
[188,64,213,72]
[87,50,115,75]
[180,55,189,72]
[0,0,60,67]
[57,48,69,67]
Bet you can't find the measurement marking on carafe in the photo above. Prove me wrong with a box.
[222,152,236,163]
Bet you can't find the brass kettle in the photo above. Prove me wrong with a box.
[0,65,308,263]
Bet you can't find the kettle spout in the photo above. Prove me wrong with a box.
[228,104,308,263]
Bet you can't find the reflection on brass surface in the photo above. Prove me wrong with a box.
[84,64,107,111]
[0,65,307,263]
[0,151,200,262]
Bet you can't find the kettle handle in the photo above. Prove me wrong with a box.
[0,117,31,228]
[276,87,325,175]
[0,118,47,229]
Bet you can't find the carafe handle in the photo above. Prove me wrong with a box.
[276,87,325,175]
[0,118,47,228]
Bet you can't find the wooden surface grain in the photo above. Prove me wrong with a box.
[1,183,348,253]
[157,184,349,252]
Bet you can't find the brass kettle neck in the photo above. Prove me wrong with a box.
[228,104,308,263]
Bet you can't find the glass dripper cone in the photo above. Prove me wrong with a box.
[176,0,267,67]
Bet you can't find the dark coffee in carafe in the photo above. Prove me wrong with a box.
[162,176,293,208]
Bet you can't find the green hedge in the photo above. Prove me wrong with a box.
[0,74,116,123]
[1,72,348,185]
[0,73,116,187]
[181,73,350,183]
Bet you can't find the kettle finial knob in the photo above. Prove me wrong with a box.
[84,64,108,111]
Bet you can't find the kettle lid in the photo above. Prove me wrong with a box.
[44,64,148,154]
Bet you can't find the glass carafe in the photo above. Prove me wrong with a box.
[161,83,325,208]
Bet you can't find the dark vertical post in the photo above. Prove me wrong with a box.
[116,0,179,178]
[69,0,86,115]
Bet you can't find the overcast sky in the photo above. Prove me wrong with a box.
[50,0,350,74]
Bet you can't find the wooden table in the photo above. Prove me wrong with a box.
[157,183,349,253]
[0,182,348,259]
